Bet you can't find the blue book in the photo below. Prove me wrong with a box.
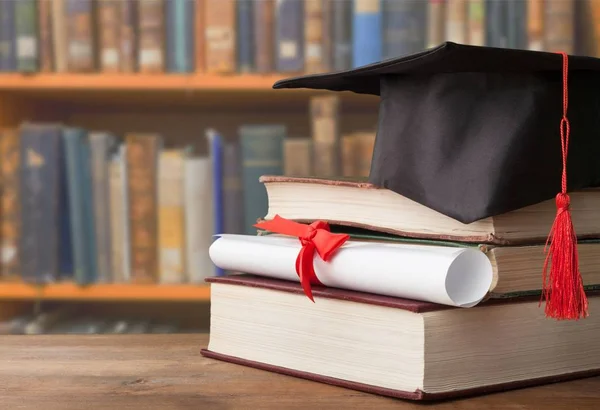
[275,0,304,72]
[0,1,16,71]
[237,0,254,72]
[353,0,382,67]
[19,124,67,284]
[63,128,97,285]
[382,0,426,60]
[166,0,195,73]
[206,129,224,276]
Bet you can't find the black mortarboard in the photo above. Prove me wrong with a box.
[273,42,600,224]
[273,42,600,320]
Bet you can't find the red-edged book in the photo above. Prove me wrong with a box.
[201,274,600,401]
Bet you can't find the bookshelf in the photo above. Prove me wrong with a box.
[0,282,210,302]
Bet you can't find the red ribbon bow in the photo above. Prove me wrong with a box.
[254,215,350,302]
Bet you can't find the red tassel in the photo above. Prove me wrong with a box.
[541,52,588,320]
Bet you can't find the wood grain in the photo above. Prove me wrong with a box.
[0,334,598,409]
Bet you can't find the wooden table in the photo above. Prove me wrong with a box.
[1,334,599,409]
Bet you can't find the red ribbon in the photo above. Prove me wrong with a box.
[254,215,350,302]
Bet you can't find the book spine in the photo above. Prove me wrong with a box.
[283,138,312,177]
[0,1,16,72]
[158,150,186,284]
[137,0,165,73]
[331,0,352,71]
[445,0,468,43]
[66,0,95,72]
[544,0,574,53]
[194,0,205,72]
[166,0,195,73]
[98,0,121,72]
[38,0,54,72]
[467,0,485,46]
[427,0,446,48]
[253,0,274,73]
[239,125,285,235]
[321,0,333,71]
[184,157,214,283]
[341,133,357,177]
[90,133,114,283]
[120,0,137,72]
[237,0,254,73]
[205,129,223,268]
[0,129,21,279]
[52,0,68,73]
[120,145,131,281]
[311,96,341,177]
[353,132,376,177]
[79,131,98,284]
[205,0,236,73]
[382,0,427,59]
[507,0,527,49]
[352,0,382,68]
[304,0,324,73]
[126,134,160,284]
[15,0,39,72]
[485,0,508,48]
[223,142,244,234]
[527,0,544,51]
[275,0,304,72]
[109,152,125,282]
[56,128,73,280]
[20,125,63,284]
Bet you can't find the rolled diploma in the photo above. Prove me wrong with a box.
[209,234,494,308]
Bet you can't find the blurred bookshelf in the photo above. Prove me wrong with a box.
[0,0,596,334]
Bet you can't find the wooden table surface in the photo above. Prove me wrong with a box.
[1,334,599,410]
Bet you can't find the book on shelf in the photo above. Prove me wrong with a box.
[0,0,591,75]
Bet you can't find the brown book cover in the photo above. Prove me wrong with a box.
[202,274,600,401]
[283,138,312,176]
[137,0,165,73]
[126,134,161,283]
[253,0,274,73]
[304,0,324,73]
[204,0,236,73]
[527,0,544,50]
[310,95,340,177]
[544,0,574,53]
[98,0,121,72]
[0,129,21,280]
[66,0,95,72]
[353,131,376,177]
[194,0,205,72]
[120,0,137,72]
[38,0,54,72]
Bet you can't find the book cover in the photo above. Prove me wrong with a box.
[15,0,39,72]
[331,0,352,71]
[109,149,126,283]
[544,0,574,53]
[66,0,95,72]
[0,129,21,280]
[0,0,16,71]
[126,133,161,283]
[166,0,195,73]
[310,96,340,177]
[51,0,68,73]
[237,0,254,72]
[284,138,312,177]
[205,0,236,73]
[253,0,274,73]
[194,0,206,72]
[38,0,54,72]
[352,0,382,68]
[205,129,224,275]
[120,0,137,72]
[98,0,121,72]
[304,0,324,73]
[275,0,304,72]
[138,0,165,73]
[239,125,285,235]
[382,0,427,59]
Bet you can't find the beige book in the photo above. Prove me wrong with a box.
[109,152,125,283]
[158,150,187,284]
[310,95,340,177]
[51,0,67,73]
[284,138,312,177]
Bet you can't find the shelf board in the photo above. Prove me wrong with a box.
[0,282,211,302]
[0,73,293,92]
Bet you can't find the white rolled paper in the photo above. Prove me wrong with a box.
[209,234,494,308]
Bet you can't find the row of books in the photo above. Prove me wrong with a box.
[0,306,200,334]
[0,124,217,285]
[0,108,374,284]
[1,0,595,76]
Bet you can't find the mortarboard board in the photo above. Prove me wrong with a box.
[273,42,600,320]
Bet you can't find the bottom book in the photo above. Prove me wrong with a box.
[201,275,600,401]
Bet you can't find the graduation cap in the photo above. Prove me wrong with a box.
[273,42,600,320]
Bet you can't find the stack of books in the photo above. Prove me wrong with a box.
[201,43,600,400]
